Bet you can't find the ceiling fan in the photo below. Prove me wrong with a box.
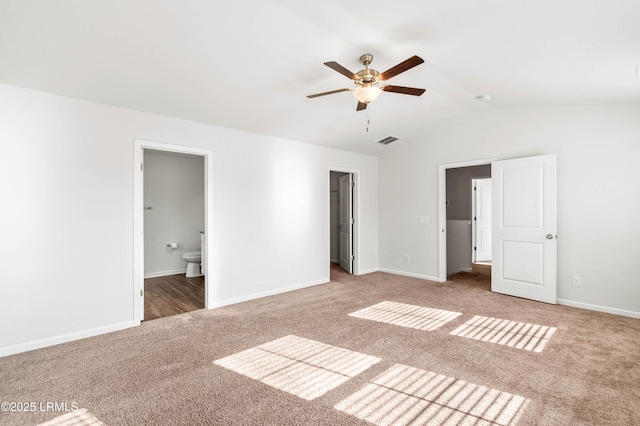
[307,53,426,111]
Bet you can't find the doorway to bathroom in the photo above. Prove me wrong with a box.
[142,149,204,320]
[133,140,213,324]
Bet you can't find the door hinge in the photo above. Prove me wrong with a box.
[140,289,144,297]
[351,255,355,261]
[140,163,143,171]
[474,216,477,221]
[474,247,477,251]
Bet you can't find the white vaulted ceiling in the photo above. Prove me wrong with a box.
[1,0,638,155]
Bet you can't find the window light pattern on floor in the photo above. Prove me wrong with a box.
[37,408,104,426]
[335,364,529,426]
[213,335,380,401]
[349,301,462,331]
[449,315,557,353]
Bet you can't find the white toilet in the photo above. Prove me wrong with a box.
[182,251,202,277]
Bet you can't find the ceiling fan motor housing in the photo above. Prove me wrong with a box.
[357,53,380,85]
[356,68,380,85]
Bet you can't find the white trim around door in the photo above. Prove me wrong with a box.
[328,167,360,276]
[133,139,214,324]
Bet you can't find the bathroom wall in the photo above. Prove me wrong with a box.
[143,150,204,277]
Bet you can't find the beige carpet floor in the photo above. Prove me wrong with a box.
[1,265,639,425]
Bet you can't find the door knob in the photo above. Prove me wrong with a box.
[546,234,554,239]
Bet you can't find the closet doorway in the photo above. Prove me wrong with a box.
[329,170,357,274]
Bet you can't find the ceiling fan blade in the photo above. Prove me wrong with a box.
[356,101,367,111]
[379,55,424,81]
[382,85,426,96]
[324,61,358,80]
[307,88,351,98]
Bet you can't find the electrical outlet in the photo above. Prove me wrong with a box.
[404,255,410,263]
[571,276,581,287]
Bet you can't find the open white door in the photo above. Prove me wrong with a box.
[473,178,492,262]
[492,154,557,304]
[338,174,354,273]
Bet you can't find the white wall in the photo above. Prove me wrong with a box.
[379,104,640,317]
[143,151,204,277]
[0,83,378,356]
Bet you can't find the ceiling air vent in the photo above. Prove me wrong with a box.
[377,135,401,145]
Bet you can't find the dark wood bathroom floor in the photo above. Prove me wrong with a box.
[144,274,205,321]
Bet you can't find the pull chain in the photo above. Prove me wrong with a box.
[366,107,371,132]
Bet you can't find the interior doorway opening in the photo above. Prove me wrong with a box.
[142,149,205,321]
[439,154,558,304]
[329,170,357,275]
[445,164,492,277]
[438,158,496,282]
[133,139,214,325]
[472,177,492,265]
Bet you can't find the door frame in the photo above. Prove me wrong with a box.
[328,167,359,276]
[471,177,492,263]
[438,158,497,282]
[338,173,354,273]
[133,139,214,324]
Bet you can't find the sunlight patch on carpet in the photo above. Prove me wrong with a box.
[213,335,380,400]
[335,364,529,426]
[37,408,104,425]
[349,301,462,331]
[449,315,556,352]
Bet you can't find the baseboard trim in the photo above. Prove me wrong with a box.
[207,278,329,310]
[144,268,186,279]
[378,268,440,282]
[0,321,136,358]
[557,299,640,319]
[357,267,380,275]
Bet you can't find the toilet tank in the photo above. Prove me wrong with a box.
[200,232,206,276]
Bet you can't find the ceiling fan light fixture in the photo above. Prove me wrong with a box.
[352,85,382,104]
